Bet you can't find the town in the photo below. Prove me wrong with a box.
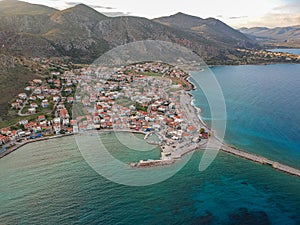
[0,62,209,162]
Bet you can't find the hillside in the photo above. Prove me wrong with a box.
[154,12,257,48]
[239,26,300,48]
[0,1,257,64]
[0,0,57,16]
[0,54,40,122]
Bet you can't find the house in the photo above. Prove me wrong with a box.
[17,130,26,138]
[10,130,19,141]
[28,108,36,114]
[41,100,49,108]
[62,118,70,126]
[18,93,27,100]
[66,127,73,133]
[11,102,20,109]
[29,96,37,101]
[64,88,72,95]
[187,125,197,134]
[32,126,42,133]
[59,109,69,119]
[0,135,10,144]
[25,86,33,91]
[30,103,38,108]
[53,118,61,124]
[34,88,42,95]
[53,96,60,102]
[37,94,45,100]
[19,120,28,125]
[70,120,78,126]
[38,115,46,122]
[53,124,61,134]
[24,122,37,130]
[0,127,10,135]
[67,97,74,104]
[33,79,43,85]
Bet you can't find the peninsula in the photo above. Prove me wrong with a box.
[1,62,300,178]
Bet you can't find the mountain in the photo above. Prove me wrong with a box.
[0,2,110,62]
[0,0,57,16]
[0,1,259,64]
[154,12,257,48]
[239,26,300,48]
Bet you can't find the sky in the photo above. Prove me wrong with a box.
[20,0,300,28]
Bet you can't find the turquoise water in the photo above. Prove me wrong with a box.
[0,136,300,224]
[0,64,300,224]
[191,64,300,168]
[268,48,300,55]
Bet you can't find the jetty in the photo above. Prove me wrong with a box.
[132,134,300,178]
[219,144,300,177]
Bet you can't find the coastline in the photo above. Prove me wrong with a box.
[185,71,300,177]
[0,133,74,159]
[1,120,300,178]
[0,129,148,159]
[1,68,300,178]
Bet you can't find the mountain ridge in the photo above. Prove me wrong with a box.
[153,12,256,49]
[239,25,300,48]
[0,1,258,63]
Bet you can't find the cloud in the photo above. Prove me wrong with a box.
[101,12,131,17]
[228,16,248,19]
[65,2,115,10]
[273,1,300,13]
[92,5,115,10]
[236,12,300,28]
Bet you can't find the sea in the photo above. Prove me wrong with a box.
[0,59,300,224]
[268,48,300,55]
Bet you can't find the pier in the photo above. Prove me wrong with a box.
[219,144,300,177]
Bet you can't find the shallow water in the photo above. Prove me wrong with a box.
[0,136,299,224]
[0,64,300,224]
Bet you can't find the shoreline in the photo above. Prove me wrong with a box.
[0,133,74,159]
[1,125,300,178]
[1,69,300,178]
[0,129,148,159]
[208,61,300,68]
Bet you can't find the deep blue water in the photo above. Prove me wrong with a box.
[191,64,300,168]
[268,48,300,55]
[0,64,300,224]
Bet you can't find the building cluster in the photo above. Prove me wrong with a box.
[236,49,300,62]
[1,62,208,149]
[1,70,78,146]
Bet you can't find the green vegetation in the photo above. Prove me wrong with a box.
[0,64,40,122]
[0,113,36,129]
[115,97,134,108]
[140,72,162,77]
[135,103,148,112]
